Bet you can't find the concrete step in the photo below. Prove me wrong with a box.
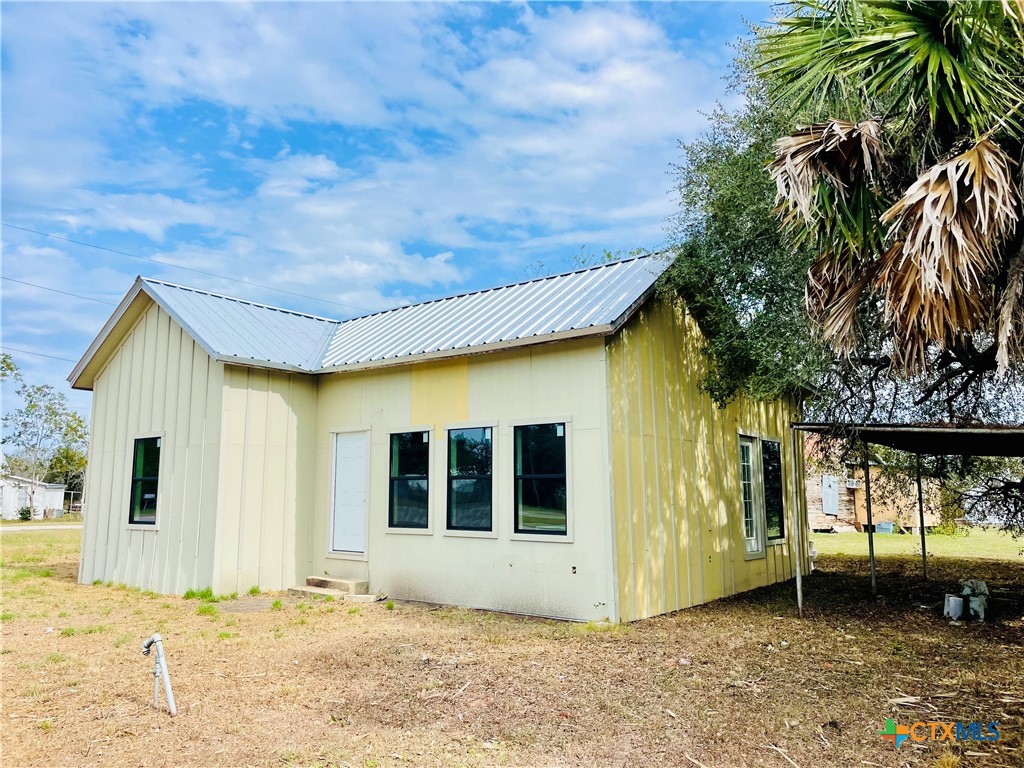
[305,576,369,595]
[344,593,382,603]
[287,585,347,600]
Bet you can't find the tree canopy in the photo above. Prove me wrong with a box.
[663,1,1024,425]
[1,358,89,506]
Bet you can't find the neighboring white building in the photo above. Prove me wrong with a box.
[0,475,67,520]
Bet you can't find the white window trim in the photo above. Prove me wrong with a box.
[385,424,435,535]
[327,426,371,561]
[442,420,498,540]
[508,417,574,544]
[126,432,164,532]
[738,430,788,560]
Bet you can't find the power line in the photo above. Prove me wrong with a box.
[2,276,118,306]
[1,346,79,364]
[1,222,371,313]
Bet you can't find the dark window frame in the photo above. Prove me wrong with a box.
[446,426,494,532]
[761,439,786,541]
[128,436,161,526]
[388,430,430,530]
[513,422,568,536]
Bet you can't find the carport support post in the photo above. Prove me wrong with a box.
[916,453,927,580]
[790,427,803,618]
[862,439,877,597]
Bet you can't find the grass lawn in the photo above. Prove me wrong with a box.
[1,529,1022,767]
[813,527,1024,561]
[1,517,83,526]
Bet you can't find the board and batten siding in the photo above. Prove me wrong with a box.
[311,339,615,622]
[214,367,316,595]
[78,300,224,593]
[607,297,808,623]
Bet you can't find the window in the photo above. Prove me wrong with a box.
[447,427,493,531]
[739,438,757,551]
[389,431,429,528]
[738,435,785,556]
[129,437,160,525]
[514,423,567,535]
[761,440,785,540]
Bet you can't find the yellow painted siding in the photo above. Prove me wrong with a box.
[608,298,808,622]
[214,366,316,595]
[78,301,223,593]
[311,341,614,621]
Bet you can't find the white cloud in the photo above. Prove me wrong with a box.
[1,1,763,409]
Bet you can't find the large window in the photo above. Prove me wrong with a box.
[447,427,493,531]
[514,423,567,535]
[389,431,430,529]
[761,439,785,541]
[738,435,785,556]
[129,436,160,525]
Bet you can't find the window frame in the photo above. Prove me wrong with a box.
[127,433,163,530]
[760,438,786,543]
[509,418,573,543]
[443,420,498,539]
[386,426,434,535]
[738,430,787,560]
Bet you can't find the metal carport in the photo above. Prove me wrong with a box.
[790,422,1024,614]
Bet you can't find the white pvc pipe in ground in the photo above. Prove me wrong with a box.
[142,633,177,716]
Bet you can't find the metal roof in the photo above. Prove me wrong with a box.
[70,254,671,387]
[319,255,669,369]
[142,279,338,370]
[793,422,1024,457]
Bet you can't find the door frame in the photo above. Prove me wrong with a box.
[327,426,371,561]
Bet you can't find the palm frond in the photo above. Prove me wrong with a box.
[805,250,872,354]
[770,118,883,228]
[877,138,1020,370]
[761,0,1024,139]
[996,250,1024,375]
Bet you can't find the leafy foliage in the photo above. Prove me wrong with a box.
[1,358,89,508]
[661,61,825,406]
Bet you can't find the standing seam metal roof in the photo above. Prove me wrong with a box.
[104,254,669,376]
[141,279,339,370]
[318,255,669,369]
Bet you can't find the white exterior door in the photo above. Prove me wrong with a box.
[332,431,369,554]
[822,475,840,517]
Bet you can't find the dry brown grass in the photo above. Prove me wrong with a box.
[1,530,1022,767]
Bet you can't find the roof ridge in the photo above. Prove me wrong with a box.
[140,277,342,324]
[333,250,668,328]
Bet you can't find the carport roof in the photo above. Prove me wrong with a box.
[793,422,1024,457]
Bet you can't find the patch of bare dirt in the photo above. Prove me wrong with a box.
[2,532,1021,767]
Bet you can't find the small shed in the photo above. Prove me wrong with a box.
[0,475,67,519]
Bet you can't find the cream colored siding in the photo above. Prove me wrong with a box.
[608,298,808,622]
[312,339,614,621]
[78,300,223,593]
[215,366,316,595]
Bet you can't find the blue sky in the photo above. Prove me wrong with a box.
[2,1,772,418]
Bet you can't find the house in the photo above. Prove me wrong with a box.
[805,435,940,534]
[69,255,808,622]
[0,474,67,520]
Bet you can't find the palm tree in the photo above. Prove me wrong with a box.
[759,0,1024,376]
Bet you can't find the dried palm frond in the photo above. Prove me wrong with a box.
[805,250,872,356]
[877,138,1020,371]
[996,252,1024,375]
[770,118,883,229]
[1002,0,1024,24]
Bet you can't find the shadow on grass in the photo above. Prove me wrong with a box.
[722,554,1024,639]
